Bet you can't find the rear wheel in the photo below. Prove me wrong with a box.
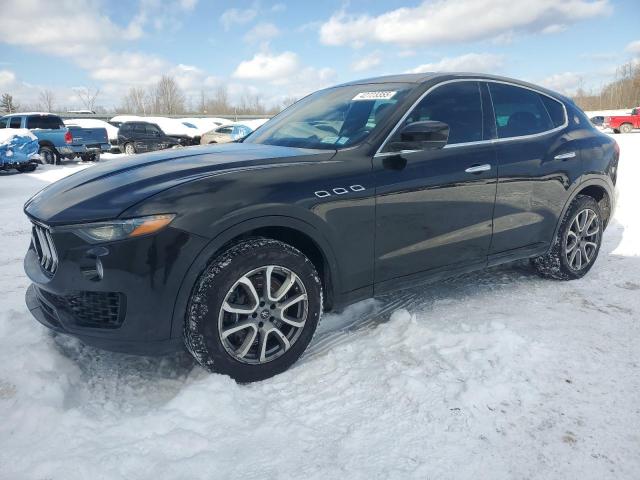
[620,123,633,134]
[531,195,603,280]
[184,238,323,382]
[80,152,100,162]
[39,146,58,165]
[124,143,136,155]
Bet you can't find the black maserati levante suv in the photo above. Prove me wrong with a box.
[23,73,618,382]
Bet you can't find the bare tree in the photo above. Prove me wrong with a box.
[153,75,185,114]
[121,87,149,115]
[0,93,18,113]
[38,89,55,112]
[573,61,640,111]
[75,86,101,111]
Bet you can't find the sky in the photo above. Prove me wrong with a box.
[0,0,639,110]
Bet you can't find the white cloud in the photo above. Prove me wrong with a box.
[540,24,567,34]
[320,0,610,47]
[539,72,583,94]
[351,52,382,72]
[220,6,258,30]
[626,40,640,55]
[3,0,141,58]
[244,23,281,44]
[406,53,504,74]
[233,52,300,81]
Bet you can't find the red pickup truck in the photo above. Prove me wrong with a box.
[604,106,640,133]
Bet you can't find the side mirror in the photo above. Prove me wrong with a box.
[385,120,449,152]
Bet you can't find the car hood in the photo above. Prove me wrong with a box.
[25,143,334,225]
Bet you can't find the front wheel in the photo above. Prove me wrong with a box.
[185,238,323,382]
[531,195,603,280]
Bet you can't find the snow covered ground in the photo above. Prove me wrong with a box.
[1,135,639,479]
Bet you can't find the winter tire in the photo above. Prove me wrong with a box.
[531,195,603,280]
[39,146,58,165]
[185,238,323,382]
[124,143,136,155]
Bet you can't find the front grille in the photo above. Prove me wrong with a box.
[31,223,58,275]
[40,289,125,329]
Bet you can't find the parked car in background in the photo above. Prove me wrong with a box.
[590,115,604,127]
[178,117,230,136]
[0,129,39,173]
[117,121,182,154]
[22,73,617,382]
[0,113,110,163]
[603,107,640,133]
[200,119,268,144]
[64,118,119,152]
[111,116,200,145]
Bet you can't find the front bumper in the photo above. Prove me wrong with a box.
[24,224,209,355]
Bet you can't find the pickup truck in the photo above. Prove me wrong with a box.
[603,106,640,133]
[0,112,111,164]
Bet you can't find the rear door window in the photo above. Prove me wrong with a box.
[488,83,554,138]
[9,117,22,128]
[402,81,484,145]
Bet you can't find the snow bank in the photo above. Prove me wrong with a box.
[0,128,37,144]
[0,134,639,479]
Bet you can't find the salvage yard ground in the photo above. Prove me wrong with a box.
[0,134,639,479]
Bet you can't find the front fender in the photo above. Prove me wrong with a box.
[167,214,343,340]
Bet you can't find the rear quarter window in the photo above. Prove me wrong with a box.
[9,117,22,128]
[539,95,566,128]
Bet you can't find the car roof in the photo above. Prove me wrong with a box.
[335,72,572,103]
[1,112,60,117]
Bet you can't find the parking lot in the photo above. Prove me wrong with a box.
[0,133,639,479]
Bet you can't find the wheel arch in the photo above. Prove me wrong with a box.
[169,215,342,340]
[38,140,57,152]
[548,178,613,254]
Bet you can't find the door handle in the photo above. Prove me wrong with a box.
[554,151,576,160]
[465,164,491,173]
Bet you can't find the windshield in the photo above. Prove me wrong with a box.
[244,83,414,150]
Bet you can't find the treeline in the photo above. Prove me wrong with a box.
[573,61,640,111]
[117,75,296,116]
[0,75,297,116]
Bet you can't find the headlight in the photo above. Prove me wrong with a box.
[71,214,176,243]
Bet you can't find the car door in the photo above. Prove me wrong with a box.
[132,123,150,152]
[145,124,163,151]
[486,81,574,262]
[373,80,498,290]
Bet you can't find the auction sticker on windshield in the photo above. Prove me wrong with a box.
[352,91,397,101]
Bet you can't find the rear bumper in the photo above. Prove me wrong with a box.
[58,143,111,156]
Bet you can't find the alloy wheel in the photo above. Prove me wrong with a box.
[564,208,600,271]
[218,265,308,364]
[125,144,135,155]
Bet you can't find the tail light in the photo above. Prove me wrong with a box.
[64,130,73,144]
